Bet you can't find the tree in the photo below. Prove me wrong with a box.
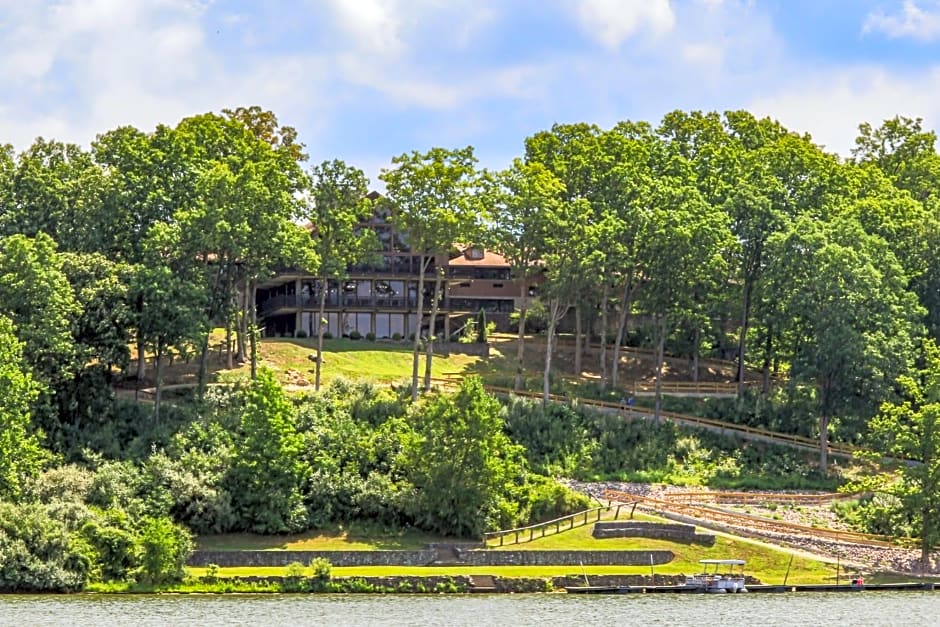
[766,216,922,471]
[400,377,526,537]
[637,177,732,420]
[0,315,46,500]
[524,123,604,377]
[226,369,308,534]
[306,160,378,390]
[490,160,564,391]
[852,116,940,203]
[1,138,105,251]
[865,338,940,569]
[129,257,206,422]
[0,233,79,441]
[380,147,481,400]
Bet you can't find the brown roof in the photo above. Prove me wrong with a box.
[449,246,511,267]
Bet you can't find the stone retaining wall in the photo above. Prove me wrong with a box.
[593,521,715,546]
[189,550,438,568]
[460,550,673,566]
[189,549,673,568]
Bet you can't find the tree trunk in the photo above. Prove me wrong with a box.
[611,278,634,388]
[136,337,146,381]
[225,315,234,370]
[315,278,328,391]
[737,280,752,395]
[197,331,210,402]
[691,325,700,383]
[544,299,559,404]
[236,279,248,363]
[654,314,667,422]
[411,256,428,401]
[819,412,830,473]
[423,264,444,391]
[154,342,164,424]
[574,306,583,379]
[599,282,610,391]
[762,325,773,395]
[515,280,527,392]
[248,280,258,380]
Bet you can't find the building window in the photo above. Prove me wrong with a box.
[466,247,484,260]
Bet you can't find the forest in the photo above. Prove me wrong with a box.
[1,106,939,590]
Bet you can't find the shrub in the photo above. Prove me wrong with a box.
[323,331,333,339]
[295,330,308,338]
[136,516,193,585]
[349,330,362,340]
[366,332,376,341]
[392,332,402,341]
[310,557,332,582]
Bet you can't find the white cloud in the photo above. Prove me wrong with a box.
[863,0,940,41]
[570,0,675,50]
[325,0,406,56]
[749,67,940,155]
[0,0,335,150]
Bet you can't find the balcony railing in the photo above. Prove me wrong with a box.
[259,294,422,316]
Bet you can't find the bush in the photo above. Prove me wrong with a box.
[0,501,90,592]
[295,330,308,338]
[349,330,362,340]
[523,478,592,523]
[136,516,193,585]
[366,332,376,342]
[310,557,332,582]
[392,332,402,341]
[323,331,333,339]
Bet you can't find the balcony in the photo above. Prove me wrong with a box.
[258,294,421,316]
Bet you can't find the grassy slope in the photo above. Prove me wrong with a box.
[216,337,485,387]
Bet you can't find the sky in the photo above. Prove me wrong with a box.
[3,0,940,182]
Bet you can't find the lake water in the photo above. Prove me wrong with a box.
[1,592,938,626]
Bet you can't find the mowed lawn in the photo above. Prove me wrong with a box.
[231,337,490,387]
[195,512,837,585]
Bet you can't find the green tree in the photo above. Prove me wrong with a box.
[1,138,105,250]
[0,233,79,441]
[865,338,940,568]
[380,147,481,399]
[306,160,379,390]
[0,315,46,500]
[400,377,526,537]
[638,177,732,419]
[767,216,922,470]
[226,369,308,533]
[489,160,564,390]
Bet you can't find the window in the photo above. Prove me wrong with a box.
[466,247,484,260]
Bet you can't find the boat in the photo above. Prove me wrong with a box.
[684,559,748,593]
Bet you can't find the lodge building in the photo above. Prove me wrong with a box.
[255,200,537,339]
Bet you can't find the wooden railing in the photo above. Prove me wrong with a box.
[482,503,637,547]
[430,378,860,459]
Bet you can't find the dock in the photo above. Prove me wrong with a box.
[566,582,936,594]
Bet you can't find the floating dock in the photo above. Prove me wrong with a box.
[566,582,936,594]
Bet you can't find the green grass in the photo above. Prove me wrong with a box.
[197,523,453,551]
[214,337,486,387]
[194,510,838,585]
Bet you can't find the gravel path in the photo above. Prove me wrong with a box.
[564,480,940,576]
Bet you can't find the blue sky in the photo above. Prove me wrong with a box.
[3,0,940,182]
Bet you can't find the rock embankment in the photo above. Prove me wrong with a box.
[565,480,940,576]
